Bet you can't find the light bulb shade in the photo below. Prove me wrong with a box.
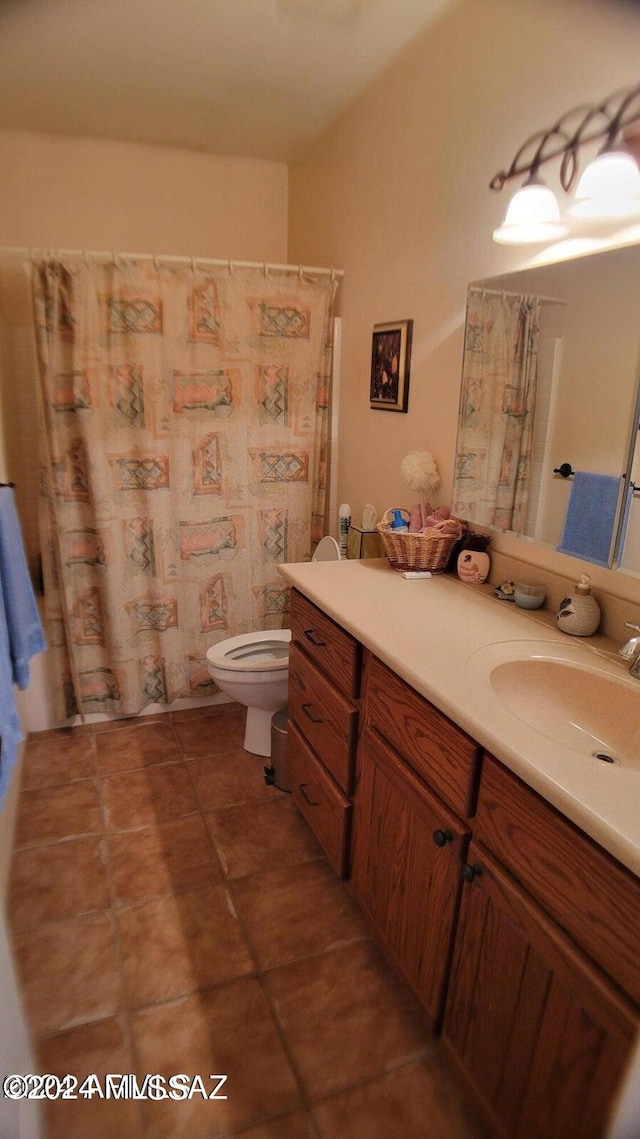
[569,151,640,219]
[492,183,568,244]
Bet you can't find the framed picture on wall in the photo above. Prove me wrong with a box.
[369,318,413,412]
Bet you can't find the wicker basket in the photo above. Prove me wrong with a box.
[376,509,465,574]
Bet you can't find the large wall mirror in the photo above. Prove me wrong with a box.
[453,243,640,576]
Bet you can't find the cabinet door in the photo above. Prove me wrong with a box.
[351,726,469,1029]
[476,754,640,1007]
[442,841,637,1139]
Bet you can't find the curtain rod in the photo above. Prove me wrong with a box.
[0,246,344,279]
[469,284,568,305]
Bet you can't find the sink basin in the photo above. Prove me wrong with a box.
[467,640,640,769]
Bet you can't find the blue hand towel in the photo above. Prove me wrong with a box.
[0,586,24,806]
[557,471,621,567]
[0,486,46,806]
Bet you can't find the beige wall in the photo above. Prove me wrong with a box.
[0,129,288,259]
[288,0,640,605]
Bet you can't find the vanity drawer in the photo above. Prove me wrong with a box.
[290,590,361,701]
[364,654,480,820]
[288,643,358,796]
[287,721,351,879]
[476,754,640,1007]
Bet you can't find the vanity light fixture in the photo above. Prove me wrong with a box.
[492,174,568,245]
[491,81,640,244]
[569,149,640,219]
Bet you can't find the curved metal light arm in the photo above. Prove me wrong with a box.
[490,82,640,193]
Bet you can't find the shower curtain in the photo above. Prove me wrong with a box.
[32,256,337,720]
[452,289,540,533]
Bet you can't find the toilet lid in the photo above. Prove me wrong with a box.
[312,535,342,562]
[206,629,291,672]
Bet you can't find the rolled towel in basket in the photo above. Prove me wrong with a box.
[419,512,453,533]
[409,503,427,532]
[421,514,460,537]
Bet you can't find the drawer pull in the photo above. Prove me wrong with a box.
[301,703,324,724]
[433,829,453,847]
[462,863,482,883]
[304,628,327,648]
[299,782,319,807]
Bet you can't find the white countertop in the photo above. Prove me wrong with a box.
[279,558,640,877]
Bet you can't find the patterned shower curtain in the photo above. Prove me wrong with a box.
[32,257,337,720]
[452,289,540,533]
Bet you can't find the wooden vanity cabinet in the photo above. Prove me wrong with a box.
[285,590,640,1137]
[442,755,640,1139]
[287,590,360,877]
[350,653,480,1029]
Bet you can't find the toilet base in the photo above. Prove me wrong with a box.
[243,706,278,757]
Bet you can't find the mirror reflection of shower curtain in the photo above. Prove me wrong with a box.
[453,290,540,533]
[31,256,337,720]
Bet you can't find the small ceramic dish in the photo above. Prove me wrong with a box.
[514,581,546,610]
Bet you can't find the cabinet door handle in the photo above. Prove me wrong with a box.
[304,628,326,648]
[433,829,453,847]
[301,703,324,724]
[298,783,319,807]
[462,863,482,883]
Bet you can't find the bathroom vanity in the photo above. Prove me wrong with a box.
[280,559,640,1139]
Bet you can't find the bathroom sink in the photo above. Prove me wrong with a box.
[467,640,640,769]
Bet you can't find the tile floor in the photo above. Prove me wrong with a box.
[8,703,488,1139]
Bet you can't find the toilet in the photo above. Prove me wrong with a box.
[206,629,292,756]
[205,535,341,756]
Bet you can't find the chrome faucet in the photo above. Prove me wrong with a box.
[619,622,640,678]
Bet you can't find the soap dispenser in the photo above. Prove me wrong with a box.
[556,573,601,637]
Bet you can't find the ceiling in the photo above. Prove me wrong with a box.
[0,0,453,161]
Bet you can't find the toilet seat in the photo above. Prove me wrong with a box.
[312,535,342,561]
[206,629,291,673]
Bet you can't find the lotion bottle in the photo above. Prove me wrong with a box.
[388,509,409,532]
[556,573,601,636]
[338,503,351,557]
